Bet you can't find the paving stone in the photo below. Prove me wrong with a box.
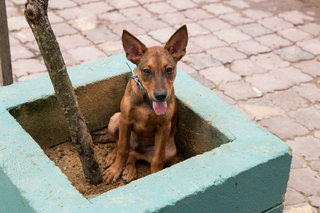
[70,15,99,32]
[98,11,128,23]
[309,196,320,208]
[289,108,320,130]
[220,13,254,25]
[98,40,123,56]
[278,28,313,43]
[189,35,226,50]
[297,38,320,55]
[168,0,196,10]
[186,23,211,37]
[290,154,307,169]
[56,7,86,20]
[12,28,35,44]
[182,53,221,70]
[237,23,272,37]
[284,188,306,206]
[255,34,292,49]
[6,6,20,17]
[144,2,176,14]
[52,23,78,37]
[48,11,64,24]
[225,0,250,9]
[203,3,235,15]
[189,73,216,89]
[284,203,318,213]
[148,28,176,44]
[232,104,256,120]
[109,21,145,36]
[198,18,232,32]
[7,16,29,31]
[49,0,77,9]
[17,72,47,82]
[80,2,113,15]
[57,34,92,50]
[271,67,312,85]
[287,167,320,195]
[293,83,320,104]
[134,17,169,31]
[214,91,236,105]
[309,161,320,172]
[239,97,285,120]
[67,46,106,63]
[267,89,308,111]
[231,40,271,56]
[10,45,34,61]
[214,28,251,44]
[219,80,261,101]
[231,59,267,76]
[9,35,20,46]
[245,73,291,93]
[199,66,241,85]
[241,9,272,20]
[82,27,119,44]
[135,35,161,47]
[182,8,213,21]
[208,47,247,63]
[278,10,314,25]
[12,59,47,77]
[293,60,320,77]
[259,16,294,32]
[275,46,314,62]
[314,131,320,139]
[186,40,204,54]
[250,52,290,70]
[178,62,197,75]
[108,0,139,9]
[298,23,320,37]
[120,6,153,20]
[260,115,309,139]
[159,13,191,26]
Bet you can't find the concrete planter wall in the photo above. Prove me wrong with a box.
[0,54,291,213]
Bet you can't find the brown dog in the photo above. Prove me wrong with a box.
[103,25,188,183]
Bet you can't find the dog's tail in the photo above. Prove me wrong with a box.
[92,132,116,144]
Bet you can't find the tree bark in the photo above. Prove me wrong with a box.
[0,0,13,86]
[24,0,102,184]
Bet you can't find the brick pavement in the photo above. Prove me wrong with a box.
[4,0,320,211]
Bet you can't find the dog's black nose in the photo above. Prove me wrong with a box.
[154,91,167,102]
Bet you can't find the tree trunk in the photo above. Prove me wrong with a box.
[24,0,102,185]
[0,0,13,86]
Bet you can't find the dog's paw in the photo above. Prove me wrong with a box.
[122,163,136,183]
[103,165,122,184]
[105,150,117,168]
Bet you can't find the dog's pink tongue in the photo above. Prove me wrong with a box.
[153,101,167,115]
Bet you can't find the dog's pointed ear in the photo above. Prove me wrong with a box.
[165,25,188,61]
[122,30,147,64]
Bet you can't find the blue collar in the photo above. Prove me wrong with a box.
[126,62,144,90]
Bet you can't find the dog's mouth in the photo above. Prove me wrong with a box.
[152,101,167,116]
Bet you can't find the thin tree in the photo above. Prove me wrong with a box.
[0,0,13,86]
[24,0,102,184]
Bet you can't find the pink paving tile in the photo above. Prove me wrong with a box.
[208,47,247,63]
[51,23,78,37]
[237,23,272,37]
[214,28,251,44]
[225,0,249,9]
[108,0,139,9]
[278,10,314,25]
[189,35,227,50]
[255,34,292,49]
[203,3,235,15]
[231,40,271,56]
[219,80,261,101]
[277,28,312,42]
[67,46,106,63]
[109,21,145,36]
[168,0,196,10]
[259,16,293,32]
[297,38,320,55]
[199,66,241,85]
[120,6,153,20]
[134,18,169,31]
[185,23,210,37]
[241,9,272,20]
[220,12,254,25]
[159,12,191,26]
[80,2,113,15]
[298,23,320,37]
[12,59,47,77]
[293,60,320,77]
[49,0,77,9]
[198,18,231,32]
[98,11,128,23]
[293,83,320,104]
[144,2,177,14]
[10,45,34,61]
[267,89,308,111]
[231,59,267,76]
[57,34,93,50]
[148,28,176,44]
[182,8,213,21]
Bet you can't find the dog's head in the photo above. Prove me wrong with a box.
[122,25,188,115]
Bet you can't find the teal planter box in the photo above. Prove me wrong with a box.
[0,54,291,213]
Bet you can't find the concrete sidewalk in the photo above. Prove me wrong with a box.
[5,0,320,212]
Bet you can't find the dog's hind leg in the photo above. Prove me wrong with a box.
[105,112,120,168]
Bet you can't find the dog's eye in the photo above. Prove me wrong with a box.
[166,67,173,74]
[142,68,151,75]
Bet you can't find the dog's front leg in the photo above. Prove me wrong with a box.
[104,114,131,183]
[151,122,171,173]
